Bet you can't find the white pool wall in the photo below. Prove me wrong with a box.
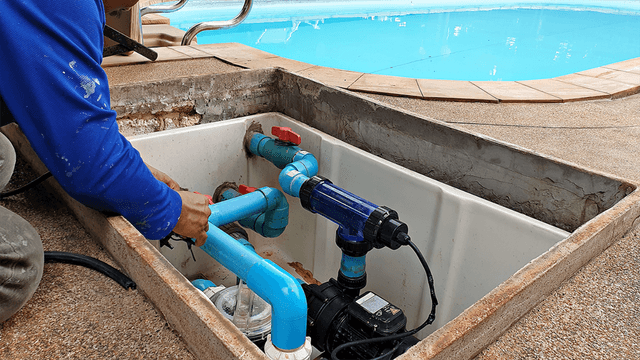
[129,112,569,337]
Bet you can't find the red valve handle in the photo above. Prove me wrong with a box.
[238,185,258,195]
[193,191,214,205]
[271,126,301,145]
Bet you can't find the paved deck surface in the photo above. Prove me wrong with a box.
[1,54,639,359]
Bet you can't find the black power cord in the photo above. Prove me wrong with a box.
[330,234,438,360]
[0,171,52,200]
[1,173,136,290]
[369,341,402,360]
[44,251,136,290]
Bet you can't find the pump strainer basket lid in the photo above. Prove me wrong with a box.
[213,285,272,341]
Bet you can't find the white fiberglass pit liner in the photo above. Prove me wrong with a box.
[129,112,569,337]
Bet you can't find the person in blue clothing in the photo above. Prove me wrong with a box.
[0,0,211,322]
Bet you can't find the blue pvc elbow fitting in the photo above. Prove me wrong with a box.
[279,162,312,198]
[200,226,307,351]
[248,132,319,198]
[217,187,289,238]
[192,279,216,291]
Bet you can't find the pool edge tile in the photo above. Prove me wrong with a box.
[577,67,640,86]
[603,58,640,75]
[471,81,562,103]
[348,73,423,98]
[194,43,278,63]
[417,79,498,103]
[169,46,213,59]
[554,73,640,99]
[234,56,316,72]
[295,66,364,89]
[517,79,611,103]
[102,52,150,67]
[152,47,192,62]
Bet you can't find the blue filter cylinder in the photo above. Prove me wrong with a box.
[308,181,378,242]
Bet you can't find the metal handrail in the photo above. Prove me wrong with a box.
[181,0,253,46]
[140,0,190,17]
[139,0,190,45]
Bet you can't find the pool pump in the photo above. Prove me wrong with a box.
[186,123,436,360]
[303,280,419,359]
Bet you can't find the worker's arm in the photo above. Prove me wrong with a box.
[0,0,209,242]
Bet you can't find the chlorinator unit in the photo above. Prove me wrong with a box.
[178,124,437,360]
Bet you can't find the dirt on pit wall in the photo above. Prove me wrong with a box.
[116,105,201,137]
[288,262,321,285]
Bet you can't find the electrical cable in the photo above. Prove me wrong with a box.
[0,171,52,199]
[1,174,136,290]
[330,236,438,360]
[369,341,402,360]
[44,251,136,290]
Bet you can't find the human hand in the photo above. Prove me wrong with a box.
[172,191,212,247]
[147,163,181,191]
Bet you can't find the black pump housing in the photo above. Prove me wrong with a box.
[303,279,417,359]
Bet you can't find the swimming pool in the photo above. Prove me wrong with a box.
[166,1,640,81]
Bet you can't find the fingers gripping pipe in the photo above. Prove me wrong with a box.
[200,188,308,352]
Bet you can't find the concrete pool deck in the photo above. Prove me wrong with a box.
[1,51,639,359]
[102,42,640,103]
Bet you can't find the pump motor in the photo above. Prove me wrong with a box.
[303,279,419,359]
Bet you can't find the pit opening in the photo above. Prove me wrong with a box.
[131,112,570,343]
[10,68,633,360]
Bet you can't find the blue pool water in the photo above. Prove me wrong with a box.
[166,1,640,81]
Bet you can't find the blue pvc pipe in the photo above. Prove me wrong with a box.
[250,133,303,169]
[218,188,289,237]
[340,253,367,278]
[192,279,216,291]
[209,187,287,227]
[200,225,307,350]
[209,190,268,226]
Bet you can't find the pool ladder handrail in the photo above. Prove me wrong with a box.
[138,0,190,45]
[181,0,253,46]
[140,0,190,17]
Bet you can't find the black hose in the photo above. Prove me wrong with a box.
[330,237,438,360]
[44,251,136,290]
[0,171,52,199]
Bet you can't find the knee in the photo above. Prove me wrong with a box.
[0,132,16,191]
[0,206,44,323]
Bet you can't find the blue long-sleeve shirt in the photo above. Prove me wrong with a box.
[0,0,182,239]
